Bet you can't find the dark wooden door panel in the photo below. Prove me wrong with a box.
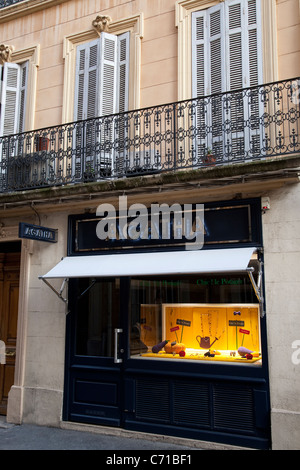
[0,251,20,415]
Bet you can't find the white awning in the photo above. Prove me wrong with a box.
[40,247,256,279]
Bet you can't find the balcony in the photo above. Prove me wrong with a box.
[0,0,25,7]
[0,78,300,194]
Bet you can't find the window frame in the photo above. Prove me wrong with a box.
[0,45,40,134]
[175,0,278,100]
[62,14,144,124]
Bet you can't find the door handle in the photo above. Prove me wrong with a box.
[114,328,123,364]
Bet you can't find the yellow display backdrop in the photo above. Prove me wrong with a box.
[226,306,260,351]
[162,304,260,353]
[140,305,161,347]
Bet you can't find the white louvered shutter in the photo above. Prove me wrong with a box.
[117,32,130,114]
[85,40,100,172]
[0,63,21,137]
[192,10,208,161]
[192,11,206,99]
[226,0,244,90]
[73,39,101,178]
[226,0,245,158]
[18,61,28,134]
[192,5,225,96]
[245,0,263,157]
[225,0,262,88]
[116,32,130,174]
[73,33,130,178]
[74,39,100,121]
[246,0,263,88]
[74,43,86,178]
[208,4,225,95]
[192,0,262,162]
[74,45,86,121]
[225,0,263,158]
[99,32,118,117]
[74,34,129,120]
[98,32,118,173]
[208,4,226,156]
[0,62,28,189]
[192,5,226,159]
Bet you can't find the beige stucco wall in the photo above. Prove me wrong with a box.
[263,183,300,450]
[276,0,300,79]
[4,211,68,426]
[0,0,300,448]
[0,0,179,130]
[21,212,68,425]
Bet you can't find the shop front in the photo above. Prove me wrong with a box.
[41,198,270,449]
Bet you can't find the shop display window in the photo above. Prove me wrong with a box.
[130,273,262,365]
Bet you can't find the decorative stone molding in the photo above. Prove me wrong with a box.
[92,15,112,35]
[0,44,14,64]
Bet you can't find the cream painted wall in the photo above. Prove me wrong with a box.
[276,0,300,79]
[262,183,300,449]
[0,208,68,425]
[1,0,300,445]
[0,0,179,130]
[21,212,68,425]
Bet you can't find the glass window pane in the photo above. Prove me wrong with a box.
[130,272,262,365]
[75,278,120,357]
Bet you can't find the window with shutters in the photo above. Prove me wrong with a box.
[0,61,28,139]
[0,61,29,190]
[73,32,130,180]
[191,0,263,162]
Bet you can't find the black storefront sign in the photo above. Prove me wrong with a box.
[19,222,58,243]
[68,199,261,254]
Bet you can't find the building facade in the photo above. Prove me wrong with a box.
[0,0,299,450]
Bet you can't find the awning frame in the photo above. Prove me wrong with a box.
[247,257,265,317]
[39,276,97,306]
[39,247,265,317]
[41,277,68,304]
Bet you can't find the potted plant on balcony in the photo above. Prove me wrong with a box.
[83,162,96,181]
[202,148,216,166]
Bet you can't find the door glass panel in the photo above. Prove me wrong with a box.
[75,278,120,357]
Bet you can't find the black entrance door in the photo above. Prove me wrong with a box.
[63,277,128,427]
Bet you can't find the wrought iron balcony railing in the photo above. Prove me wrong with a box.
[0,0,25,8]
[0,77,300,193]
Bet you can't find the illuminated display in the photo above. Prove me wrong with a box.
[132,303,261,365]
